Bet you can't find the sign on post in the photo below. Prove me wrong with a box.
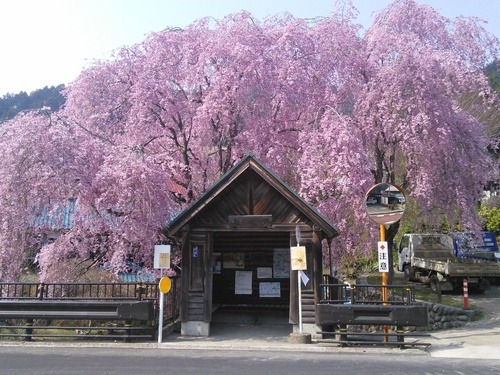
[290,246,307,270]
[158,276,172,344]
[154,245,171,269]
[378,241,389,272]
[155,245,171,344]
[159,276,172,294]
[290,245,307,334]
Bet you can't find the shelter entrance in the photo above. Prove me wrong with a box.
[211,231,290,324]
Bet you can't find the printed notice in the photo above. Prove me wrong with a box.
[235,270,252,295]
[259,282,281,297]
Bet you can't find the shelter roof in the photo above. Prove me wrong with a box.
[167,154,338,238]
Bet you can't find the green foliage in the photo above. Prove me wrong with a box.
[479,197,500,235]
[485,60,500,94]
[0,85,65,123]
[339,251,377,281]
[396,198,453,237]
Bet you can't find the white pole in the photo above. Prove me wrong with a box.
[295,229,303,335]
[158,269,164,344]
[298,270,303,333]
[158,291,164,343]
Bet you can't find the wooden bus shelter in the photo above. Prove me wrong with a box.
[167,154,338,336]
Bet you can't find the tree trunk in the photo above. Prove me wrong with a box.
[386,222,400,284]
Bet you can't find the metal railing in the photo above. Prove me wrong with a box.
[0,278,181,341]
[1,282,158,301]
[0,279,180,319]
[0,283,39,300]
[320,283,415,305]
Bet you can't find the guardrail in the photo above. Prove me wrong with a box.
[317,283,430,348]
[0,282,158,301]
[0,279,180,341]
[320,283,416,305]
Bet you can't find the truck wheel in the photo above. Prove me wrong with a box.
[471,278,490,294]
[403,265,415,282]
[429,274,440,294]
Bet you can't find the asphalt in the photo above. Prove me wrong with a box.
[2,318,497,359]
[157,311,500,359]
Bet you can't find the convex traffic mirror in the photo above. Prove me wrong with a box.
[365,183,406,225]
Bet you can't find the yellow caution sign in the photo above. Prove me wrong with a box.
[159,276,171,294]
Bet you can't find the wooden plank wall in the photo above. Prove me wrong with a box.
[182,232,209,322]
[187,292,205,321]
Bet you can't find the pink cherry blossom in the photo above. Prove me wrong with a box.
[0,1,497,281]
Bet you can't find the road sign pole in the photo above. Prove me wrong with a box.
[157,272,172,344]
[298,270,302,333]
[380,225,388,302]
[366,183,406,344]
[380,224,389,341]
[158,269,163,344]
[292,228,305,335]
[158,291,164,343]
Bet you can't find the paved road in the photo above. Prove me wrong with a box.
[1,345,499,375]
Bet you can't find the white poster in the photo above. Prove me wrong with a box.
[259,282,281,297]
[235,270,253,295]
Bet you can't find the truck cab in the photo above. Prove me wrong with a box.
[397,234,410,272]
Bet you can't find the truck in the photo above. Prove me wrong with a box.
[397,233,500,293]
[451,231,500,262]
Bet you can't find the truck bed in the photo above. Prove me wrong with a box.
[412,256,500,277]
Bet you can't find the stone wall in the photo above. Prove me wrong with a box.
[422,302,476,331]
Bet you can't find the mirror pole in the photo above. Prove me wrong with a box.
[380,224,389,341]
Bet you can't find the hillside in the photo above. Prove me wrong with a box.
[0,85,65,123]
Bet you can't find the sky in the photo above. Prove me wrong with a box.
[1,0,499,97]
